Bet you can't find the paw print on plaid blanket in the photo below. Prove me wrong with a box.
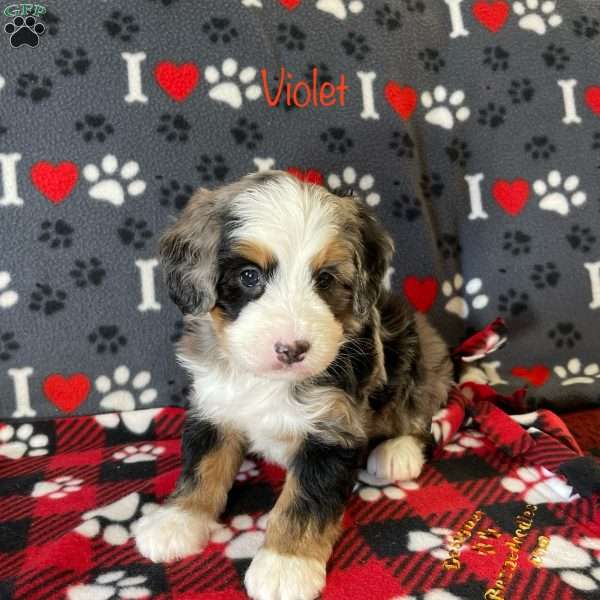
[236,458,260,481]
[211,513,269,559]
[327,167,380,206]
[0,423,48,459]
[501,466,578,504]
[67,570,151,600]
[76,492,157,545]
[83,155,146,206]
[533,170,587,216]
[442,274,489,319]
[407,526,453,560]
[421,86,470,130]
[32,475,83,499]
[355,470,419,502]
[554,358,600,386]
[316,0,363,20]
[113,444,165,463]
[0,271,18,309]
[444,430,485,454]
[513,0,562,35]
[205,59,261,109]
[543,536,600,593]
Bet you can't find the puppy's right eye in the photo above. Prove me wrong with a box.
[240,267,262,288]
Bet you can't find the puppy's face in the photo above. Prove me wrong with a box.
[161,171,393,381]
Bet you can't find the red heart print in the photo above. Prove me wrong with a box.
[31,161,79,204]
[384,82,418,121]
[511,365,550,387]
[492,179,530,216]
[279,0,301,9]
[472,0,510,32]
[154,61,200,102]
[43,373,91,413]
[287,167,324,186]
[584,86,600,116]
[403,276,438,313]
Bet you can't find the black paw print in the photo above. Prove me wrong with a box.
[524,135,556,160]
[147,0,179,5]
[75,114,114,142]
[88,325,127,354]
[530,262,560,289]
[420,172,444,200]
[38,220,74,249]
[478,103,506,128]
[277,22,306,51]
[392,194,421,221]
[196,154,229,183]
[70,258,106,288]
[507,79,535,104]
[16,72,52,103]
[418,48,445,72]
[320,127,353,155]
[39,10,59,36]
[202,16,238,44]
[341,31,370,61]
[403,0,426,13]
[29,283,67,316]
[592,132,600,152]
[4,15,45,48]
[103,11,140,42]
[498,289,529,317]
[375,3,402,30]
[157,113,190,143]
[55,48,91,76]
[542,44,570,71]
[437,233,462,259]
[389,131,414,158]
[171,319,184,343]
[304,63,333,86]
[231,118,263,149]
[502,230,532,256]
[566,225,597,253]
[548,322,581,349]
[446,138,471,167]
[573,15,600,39]
[117,218,153,250]
[483,46,509,71]
[0,331,19,361]
[158,177,194,211]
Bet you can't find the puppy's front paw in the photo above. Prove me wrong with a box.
[367,435,424,481]
[134,504,214,563]
[245,548,325,600]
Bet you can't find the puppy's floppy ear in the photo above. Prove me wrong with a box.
[352,201,394,318]
[159,188,221,315]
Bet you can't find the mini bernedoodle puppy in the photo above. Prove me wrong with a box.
[135,170,453,600]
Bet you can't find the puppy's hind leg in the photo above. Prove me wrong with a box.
[367,434,425,482]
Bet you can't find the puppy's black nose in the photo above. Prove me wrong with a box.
[274,340,310,364]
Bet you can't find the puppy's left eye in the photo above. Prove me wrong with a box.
[240,267,262,288]
[315,270,335,290]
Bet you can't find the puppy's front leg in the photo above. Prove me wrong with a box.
[245,435,362,600]
[135,415,245,563]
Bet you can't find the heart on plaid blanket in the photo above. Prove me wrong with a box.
[472,0,510,32]
[30,161,79,204]
[512,365,551,387]
[43,373,91,413]
[154,61,200,102]
[492,178,530,216]
[403,276,438,312]
[584,86,600,116]
[384,82,418,121]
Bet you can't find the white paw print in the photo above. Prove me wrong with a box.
[383,267,395,291]
[543,536,600,592]
[0,271,18,309]
[316,0,364,20]
[236,458,260,481]
[113,444,165,463]
[211,513,269,559]
[76,492,157,546]
[554,358,600,386]
[205,58,262,110]
[67,570,151,600]
[442,274,489,319]
[327,167,381,207]
[355,470,419,502]
[513,0,562,35]
[83,155,146,207]
[407,527,454,560]
[501,466,578,504]
[0,423,48,459]
[444,430,485,454]
[32,475,83,499]
[0,75,5,91]
[242,0,262,6]
[533,170,586,216]
[421,86,470,130]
